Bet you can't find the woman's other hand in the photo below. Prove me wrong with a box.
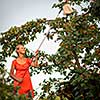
[18,78,23,83]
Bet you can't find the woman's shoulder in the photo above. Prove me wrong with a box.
[12,59,17,65]
[26,58,31,61]
[26,58,32,64]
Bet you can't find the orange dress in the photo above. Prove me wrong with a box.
[12,58,34,97]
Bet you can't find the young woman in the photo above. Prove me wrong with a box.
[10,44,39,98]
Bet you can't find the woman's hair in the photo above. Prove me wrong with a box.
[16,44,23,49]
[16,44,23,55]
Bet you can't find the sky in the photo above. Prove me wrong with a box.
[0,0,59,32]
[0,0,63,98]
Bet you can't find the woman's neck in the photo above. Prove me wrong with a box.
[18,54,24,59]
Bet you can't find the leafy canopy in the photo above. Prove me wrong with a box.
[0,0,100,100]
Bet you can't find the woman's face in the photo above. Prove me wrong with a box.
[16,45,26,55]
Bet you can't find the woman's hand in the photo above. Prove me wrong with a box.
[35,49,39,56]
[31,49,39,67]
[18,78,23,83]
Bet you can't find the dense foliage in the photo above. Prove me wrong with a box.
[0,0,100,100]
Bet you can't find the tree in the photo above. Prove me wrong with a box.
[0,0,100,100]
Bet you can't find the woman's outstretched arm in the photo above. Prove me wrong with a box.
[31,50,39,67]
